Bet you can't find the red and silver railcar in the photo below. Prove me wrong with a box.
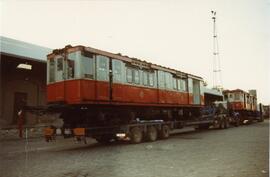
[223,89,259,122]
[47,45,204,106]
[47,45,205,125]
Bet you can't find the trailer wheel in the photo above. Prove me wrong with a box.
[146,126,158,142]
[196,124,210,130]
[219,119,225,129]
[224,118,230,129]
[130,127,143,144]
[235,117,240,127]
[95,135,113,144]
[159,125,170,139]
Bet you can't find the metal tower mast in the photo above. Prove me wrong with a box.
[211,11,223,90]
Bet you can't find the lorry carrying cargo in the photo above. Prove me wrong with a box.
[223,89,264,123]
[40,45,263,144]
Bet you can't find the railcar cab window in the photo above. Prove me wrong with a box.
[235,93,240,100]
[47,55,64,83]
[57,58,63,71]
[49,59,55,83]
[80,51,94,79]
[67,50,95,80]
[55,56,64,82]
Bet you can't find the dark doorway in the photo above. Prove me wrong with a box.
[13,92,27,124]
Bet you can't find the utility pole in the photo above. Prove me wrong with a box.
[211,11,223,91]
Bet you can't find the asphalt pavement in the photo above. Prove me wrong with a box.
[0,120,269,177]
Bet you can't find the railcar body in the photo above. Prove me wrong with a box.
[223,89,259,121]
[46,45,206,127]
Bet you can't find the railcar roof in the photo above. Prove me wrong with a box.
[223,89,257,98]
[48,45,203,80]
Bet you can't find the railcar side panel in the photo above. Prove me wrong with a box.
[47,82,65,103]
[96,81,110,101]
[112,84,158,103]
[65,80,81,103]
[81,79,96,101]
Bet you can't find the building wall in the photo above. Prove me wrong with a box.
[1,54,47,126]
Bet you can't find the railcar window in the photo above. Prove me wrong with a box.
[235,93,240,100]
[49,60,55,83]
[57,58,63,71]
[149,73,154,87]
[177,79,181,91]
[67,60,75,79]
[165,72,173,90]
[134,70,140,84]
[67,52,80,79]
[180,79,187,91]
[173,78,178,90]
[81,55,94,79]
[126,68,133,83]
[113,60,122,83]
[142,71,154,87]
[126,67,140,84]
[143,71,147,85]
[224,94,228,100]
[158,71,165,89]
[97,56,109,81]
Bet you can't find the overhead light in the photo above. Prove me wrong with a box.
[17,63,32,70]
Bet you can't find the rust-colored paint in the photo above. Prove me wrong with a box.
[47,79,202,107]
[188,93,193,105]
[158,89,189,105]
[47,82,65,102]
[230,102,244,110]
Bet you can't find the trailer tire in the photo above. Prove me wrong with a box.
[224,118,230,129]
[95,135,113,144]
[146,126,158,142]
[196,124,210,130]
[235,117,240,127]
[130,127,143,144]
[219,119,225,129]
[159,125,170,139]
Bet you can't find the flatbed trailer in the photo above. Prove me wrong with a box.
[55,113,230,144]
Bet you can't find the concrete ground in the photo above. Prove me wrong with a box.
[0,120,269,177]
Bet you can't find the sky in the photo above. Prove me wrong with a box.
[0,0,269,104]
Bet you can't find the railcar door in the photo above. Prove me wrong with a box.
[192,79,201,104]
[96,55,110,101]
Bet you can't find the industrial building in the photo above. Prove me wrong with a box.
[0,36,51,127]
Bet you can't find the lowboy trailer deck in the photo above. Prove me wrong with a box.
[59,112,230,144]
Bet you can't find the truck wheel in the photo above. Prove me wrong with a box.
[146,126,158,142]
[130,127,143,144]
[159,125,170,139]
